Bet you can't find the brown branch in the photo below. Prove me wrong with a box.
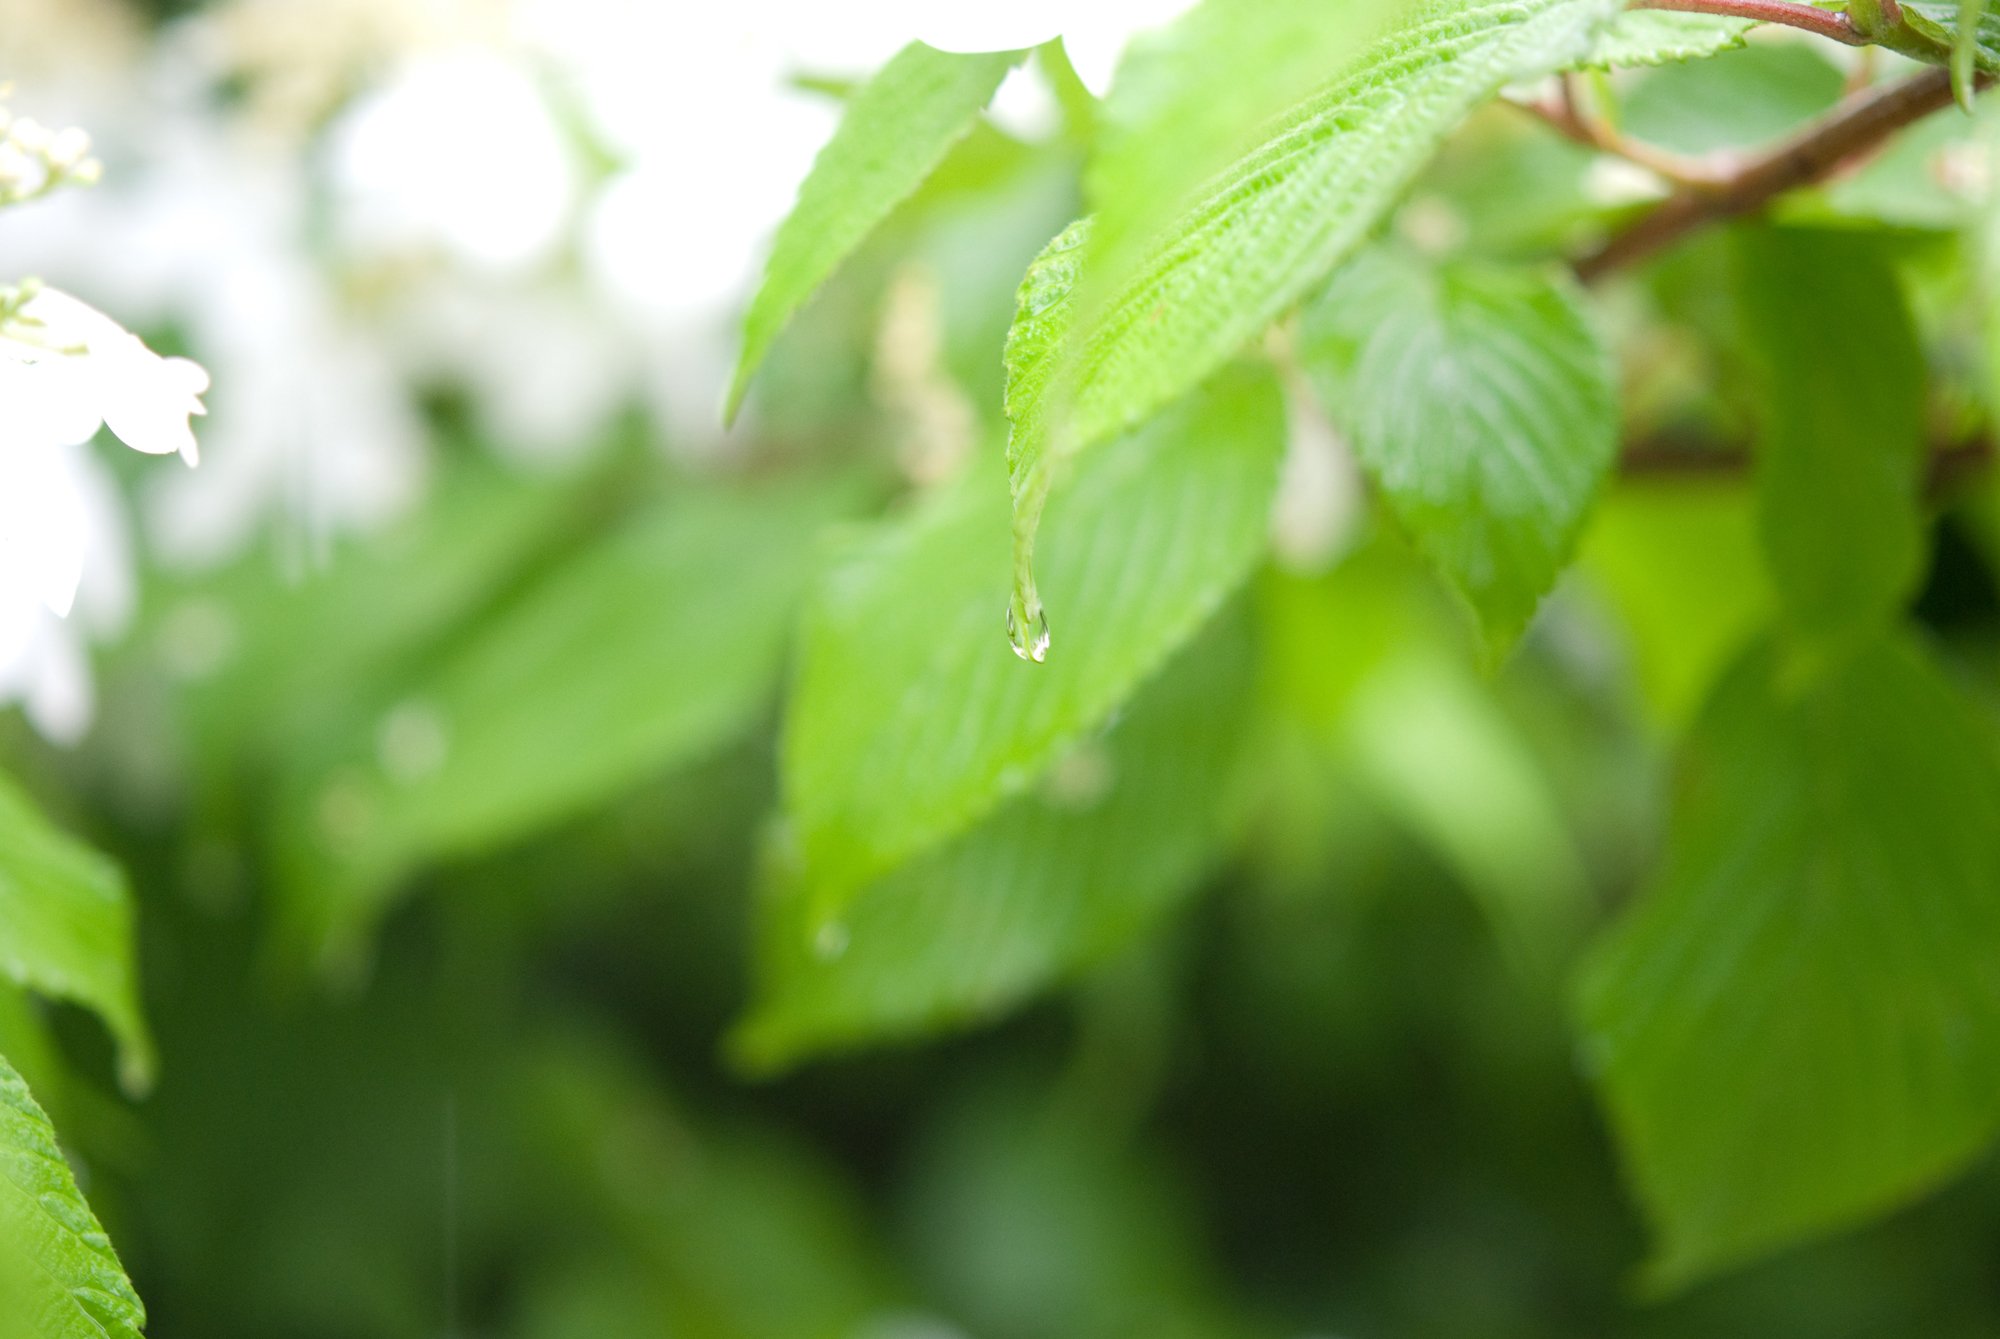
[1630,0,1869,42]
[1575,68,1973,283]
[1618,431,1993,496]
[1515,75,1735,188]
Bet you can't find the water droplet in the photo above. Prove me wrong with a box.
[1005,599,1050,663]
[815,922,851,960]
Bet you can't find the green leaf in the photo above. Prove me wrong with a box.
[1299,249,1618,652]
[1578,480,1775,728]
[1572,10,1751,68]
[1733,225,1927,643]
[0,776,151,1092]
[0,1050,145,1339]
[737,610,1254,1071]
[276,475,860,963]
[726,42,1023,423]
[1620,42,1844,154]
[1904,1,2000,73]
[1577,632,2000,1288]
[787,362,1284,925]
[1956,0,1983,108]
[1003,0,1625,628]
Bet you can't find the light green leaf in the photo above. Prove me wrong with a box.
[0,1050,145,1339]
[1578,632,2000,1289]
[1956,0,1983,108]
[726,42,1023,423]
[276,475,859,963]
[1004,0,1624,628]
[1734,225,1927,643]
[737,611,1254,1071]
[1620,43,1844,154]
[1573,10,1751,68]
[788,362,1284,925]
[0,776,151,1092]
[1299,248,1618,652]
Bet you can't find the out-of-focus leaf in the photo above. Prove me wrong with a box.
[1300,248,1618,653]
[1734,226,1926,643]
[1573,10,1751,67]
[726,42,1024,423]
[0,776,150,1091]
[1003,0,1625,628]
[0,1051,145,1339]
[520,1034,906,1337]
[276,475,862,963]
[786,363,1283,928]
[1620,43,1844,154]
[1578,632,2000,1288]
[1259,553,1589,966]
[1579,480,1774,727]
[737,611,1254,1071]
[1905,2,2000,73]
[904,1076,1268,1339]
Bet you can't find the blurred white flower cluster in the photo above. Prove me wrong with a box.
[0,0,1201,742]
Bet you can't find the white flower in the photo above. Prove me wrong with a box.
[0,286,210,465]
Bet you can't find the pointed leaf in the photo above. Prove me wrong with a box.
[0,1051,145,1339]
[788,363,1284,924]
[1299,249,1618,651]
[738,613,1254,1071]
[727,42,1023,423]
[1004,0,1624,625]
[1578,633,2000,1288]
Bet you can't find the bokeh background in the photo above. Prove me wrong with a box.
[9,2,2000,1336]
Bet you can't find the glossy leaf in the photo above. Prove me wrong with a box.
[1003,0,1625,625]
[738,612,1253,1071]
[727,42,1023,423]
[0,1051,145,1339]
[0,776,151,1091]
[787,363,1284,925]
[1300,248,1618,652]
[1734,226,1926,643]
[1579,633,2000,1287]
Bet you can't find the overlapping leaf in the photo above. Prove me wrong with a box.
[1578,633,2000,1287]
[738,613,1254,1070]
[727,42,1023,422]
[1574,10,1751,67]
[786,363,1284,927]
[0,1052,145,1339]
[277,476,860,962]
[1004,0,1625,627]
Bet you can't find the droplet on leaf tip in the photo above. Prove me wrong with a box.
[1004,598,1050,663]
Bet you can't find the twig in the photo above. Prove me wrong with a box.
[1618,430,1993,495]
[1515,75,1736,188]
[1629,0,1869,44]
[1575,68,1973,283]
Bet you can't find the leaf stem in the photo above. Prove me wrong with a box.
[1575,67,1978,282]
[1628,0,1869,44]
